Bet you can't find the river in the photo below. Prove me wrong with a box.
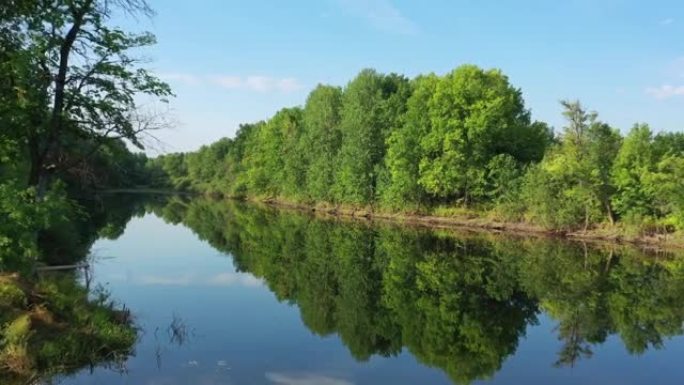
[51,194,684,385]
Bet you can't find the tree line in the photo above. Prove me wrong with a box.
[153,65,684,233]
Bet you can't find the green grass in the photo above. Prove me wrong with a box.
[0,274,136,384]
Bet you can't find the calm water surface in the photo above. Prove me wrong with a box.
[54,197,684,385]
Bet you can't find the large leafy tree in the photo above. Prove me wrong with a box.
[243,108,303,197]
[610,126,684,229]
[611,124,656,221]
[301,85,343,202]
[334,69,410,205]
[645,155,684,229]
[383,74,439,210]
[524,101,621,229]
[1,0,172,193]
[417,65,547,206]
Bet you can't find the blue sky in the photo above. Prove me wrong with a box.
[124,0,684,153]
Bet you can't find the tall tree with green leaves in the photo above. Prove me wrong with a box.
[383,74,439,210]
[1,0,172,195]
[644,155,684,229]
[417,65,545,206]
[279,108,306,199]
[301,85,343,202]
[243,108,303,197]
[611,124,656,222]
[334,69,410,205]
[525,101,621,229]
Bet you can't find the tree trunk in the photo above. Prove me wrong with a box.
[35,1,92,198]
[604,200,615,226]
[584,205,590,232]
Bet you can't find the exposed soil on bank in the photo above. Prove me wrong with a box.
[99,190,683,252]
[248,197,684,253]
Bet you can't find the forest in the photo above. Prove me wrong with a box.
[152,66,684,238]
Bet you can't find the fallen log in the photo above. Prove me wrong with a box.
[35,263,89,272]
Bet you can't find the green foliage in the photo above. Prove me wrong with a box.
[383,74,439,210]
[149,152,191,190]
[610,124,684,231]
[518,163,585,229]
[0,281,26,309]
[0,0,172,269]
[302,85,343,202]
[519,101,622,230]
[334,70,411,205]
[417,66,541,205]
[0,0,171,194]
[611,124,656,222]
[0,182,72,271]
[645,155,684,229]
[1,314,31,346]
[0,274,136,383]
[146,65,680,233]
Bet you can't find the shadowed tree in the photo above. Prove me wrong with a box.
[1,0,172,194]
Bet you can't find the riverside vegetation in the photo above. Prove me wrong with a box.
[2,0,684,383]
[151,67,684,244]
[1,0,171,381]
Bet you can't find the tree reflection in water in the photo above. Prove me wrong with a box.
[6,194,682,385]
[149,196,684,384]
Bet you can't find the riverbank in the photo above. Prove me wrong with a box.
[0,273,136,383]
[239,196,684,251]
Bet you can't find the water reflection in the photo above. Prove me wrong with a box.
[141,196,684,384]
[13,193,684,384]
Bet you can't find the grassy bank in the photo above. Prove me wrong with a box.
[0,273,136,384]
[229,195,684,251]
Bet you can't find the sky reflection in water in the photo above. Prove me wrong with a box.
[56,200,684,385]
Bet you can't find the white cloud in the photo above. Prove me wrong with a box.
[277,78,304,92]
[645,84,684,99]
[159,72,202,86]
[210,75,243,89]
[336,0,419,35]
[266,372,354,385]
[159,73,304,93]
[660,18,674,25]
[245,76,275,92]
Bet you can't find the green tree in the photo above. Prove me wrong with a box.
[301,85,343,202]
[334,69,410,205]
[611,124,656,222]
[383,74,439,210]
[417,65,544,206]
[645,155,684,229]
[524,101,621,229]
[652,132,684,159]
[243,108,303,197]
[2,0,172,194]
[279,108,306,199]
